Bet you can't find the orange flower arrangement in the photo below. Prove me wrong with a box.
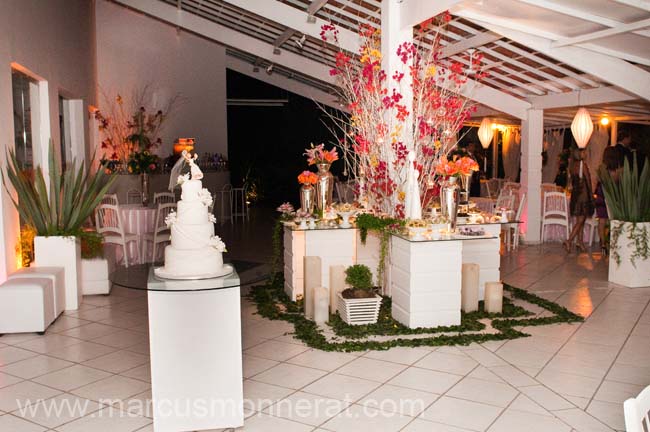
[436,156,479,177]
[297,170,319,185]
[304,143,339,165]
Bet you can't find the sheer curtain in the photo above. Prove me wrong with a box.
[585,124,609,191]
[502,127,521,181]
[543,129,564,184]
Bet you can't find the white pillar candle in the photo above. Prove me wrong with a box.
[314,286,330,325]
[484,281,504,313]
[329,265,346,314]
[461,263,480,312]
[304,256,321,320]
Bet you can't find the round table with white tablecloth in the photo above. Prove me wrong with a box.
[117,204,157,264]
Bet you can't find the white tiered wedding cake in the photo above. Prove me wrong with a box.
[154,152,230,279]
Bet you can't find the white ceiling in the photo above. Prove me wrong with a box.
[114,0,650,126]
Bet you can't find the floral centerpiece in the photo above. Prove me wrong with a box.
[297,171,318,185]
[435,155,480,178]
[297,170,318,213]
[304,143,339,166]
[127,150,159,174]
[321,12,484,217]
[304,144,339,212]
[93,86,179,173]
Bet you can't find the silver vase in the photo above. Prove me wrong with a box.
[140,173,150,207]
[459,173,472,204]
[440,177,460,232]
[315,163,334,213]
[300,184,315,214]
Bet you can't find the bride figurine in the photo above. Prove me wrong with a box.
[183,150,204,180]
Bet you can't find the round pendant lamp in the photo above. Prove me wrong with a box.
[571,107,593,149]
[478,117,494,149]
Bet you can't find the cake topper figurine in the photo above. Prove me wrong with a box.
[168,150,204,190]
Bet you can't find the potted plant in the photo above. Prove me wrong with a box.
[3,144,115,309]
[599,155,650,287]
[79,230,114,296]
[337,264,382,325]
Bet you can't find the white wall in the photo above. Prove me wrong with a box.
[0,0,96,281]
[95,0,228,157]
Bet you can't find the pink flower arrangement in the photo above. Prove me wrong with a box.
[304,143,339,165]
[297,170,319,185]
[436,156,479,177]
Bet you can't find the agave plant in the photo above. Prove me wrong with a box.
[3,143,116,236]
[598,154,650,223]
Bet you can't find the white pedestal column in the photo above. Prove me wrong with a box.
[521,109,544,244]
[147,287,243,432]
[305,229,356,293]
[461,223,501,300]
[283,226,305,301]
[390,236,462,328]
[356,231,382,288]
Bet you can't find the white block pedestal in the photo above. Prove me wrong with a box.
[283,226,356,301]
[460,223,502,300]
[390,235,462,328]
[34,236,82,311]
[147,272,243,432]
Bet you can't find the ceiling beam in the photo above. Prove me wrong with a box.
[273,28,295,49]
[399,0,464,29]
[517,0,650,38]
[226,56,344,111]
[440,31,501,58]
[553,17,650,47]
[528,86,638,109]
[609,0,650,12]
[307,0,329,16]
[460,16,650,101]
[222,0,359,53]
[114,0,336,84]
[456,79,532,120]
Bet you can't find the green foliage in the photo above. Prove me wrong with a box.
[271,219,284,276]
[248,275,583,352]
[3,143,116,236]
[354,214,404,284]
[599,155,650,267]
[80,230,105,259]
[344,264,373,290]
[127,150,159,174]
[598,154,650,223]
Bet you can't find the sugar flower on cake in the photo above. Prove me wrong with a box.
[177,173,190,185]
[208,213,216,223]
[164,210,177,228]
[209,235,227,252]
[198,188,213,206]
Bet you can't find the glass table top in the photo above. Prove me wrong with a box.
[110,262,269,292]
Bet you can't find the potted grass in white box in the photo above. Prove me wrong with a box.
[599,154,650,288]
[3,144,115,309]
[337,264,382,325]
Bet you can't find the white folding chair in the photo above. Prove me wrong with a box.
[503,193,526,252]
[494,193,515,212]
[101,193,119,205]
[624,384,650,432]
[153,192,175,205]
[126,189,141,204]
[142,203,176,263]
[217,183,233,224]
[584,210,599,247]
[95,204,140,267]
[232,187,247,222]
[541,191,570,243]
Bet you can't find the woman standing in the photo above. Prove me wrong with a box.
[594,147,624,256]
[564,149,594,253]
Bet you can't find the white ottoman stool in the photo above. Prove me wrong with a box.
[0,278,55,334]
[8,267,65,319]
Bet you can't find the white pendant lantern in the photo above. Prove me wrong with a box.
[477,117,494,149]
[571,107,593,149]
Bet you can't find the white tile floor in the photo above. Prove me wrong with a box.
[0,244,648,431]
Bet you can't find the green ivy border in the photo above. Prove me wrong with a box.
[248,276,583,352]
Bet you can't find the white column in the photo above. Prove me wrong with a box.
[610,120,618,147]
[381,0,413,145]
[521,109,544,244]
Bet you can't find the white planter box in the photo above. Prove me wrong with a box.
[337,292,382,325]
[34,236,81,311]
[80,258,112,295]
[609,221,650,288]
